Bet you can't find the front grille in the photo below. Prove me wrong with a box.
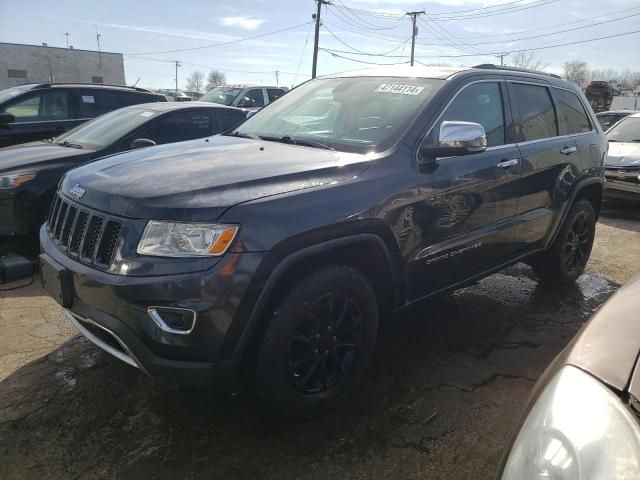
[47,193,124,269]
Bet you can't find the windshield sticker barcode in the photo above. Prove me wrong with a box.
[375,84,425,95]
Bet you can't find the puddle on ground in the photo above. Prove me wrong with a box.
[576,274,617,301]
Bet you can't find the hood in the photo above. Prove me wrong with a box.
[565,274,640,394]
[606,142,640,168]
[60,135,371,220]
[0,142,93,173]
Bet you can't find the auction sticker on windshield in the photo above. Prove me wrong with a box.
[375,84,425,95]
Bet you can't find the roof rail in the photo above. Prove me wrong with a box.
[472,64,561,79]
[31,83,155,93]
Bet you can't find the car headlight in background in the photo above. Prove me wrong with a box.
[0,173,35,189]
[502,365,640,480]
[137,221,238,257]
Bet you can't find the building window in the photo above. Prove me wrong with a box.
[92,76,104,84]
[8,69,28,79]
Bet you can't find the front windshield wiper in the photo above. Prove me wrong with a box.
[259,135,335,151]
[228,131,260,140]
[58,140,83,149]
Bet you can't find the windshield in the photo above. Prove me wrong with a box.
[607,116,640,143]
[54,107,159,149]
[231,76,444,153]
[200,87,243,106]
[0,85,32,105]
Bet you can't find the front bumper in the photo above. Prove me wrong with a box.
[604,173,640,201]
[41,226,265,386]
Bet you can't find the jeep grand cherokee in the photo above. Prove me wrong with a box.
[39,65,606,418]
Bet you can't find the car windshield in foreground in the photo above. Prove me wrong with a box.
[200,87,243,106]
[54,107,159,149]
[607,117,640,143]
[229,76,445,153]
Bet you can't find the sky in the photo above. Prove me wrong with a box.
[1,0,639,91]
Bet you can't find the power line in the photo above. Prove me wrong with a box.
[427,0,558,19]
[322,23,409,56]
[417,10,640,47]
[124,21,313,56]
[414,28,640,59]
[293,22,314,86]
[331,0,405,30]
[321,49,409,65]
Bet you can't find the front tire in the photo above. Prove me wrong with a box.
[531,199,596,285]
[255,265,378,419]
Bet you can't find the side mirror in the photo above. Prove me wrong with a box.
[0,112,15,127]
[238,97,256,108]
[420,121,487,162]
[130,138,156,150]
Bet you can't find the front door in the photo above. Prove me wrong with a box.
[408,80,522,300]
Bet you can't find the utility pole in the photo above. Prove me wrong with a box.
[312,0,330,79]
[406,11,424,67]
[275,70,279,85]
[65,32,69,48]
[497,53,506,66]
[175,61,181,94]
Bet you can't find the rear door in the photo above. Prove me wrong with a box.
[1,89,76,145]
[215,110,247,133]
[73,90,123,121]
[508,80,580,250]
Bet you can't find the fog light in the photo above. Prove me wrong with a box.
[147,307,197,335]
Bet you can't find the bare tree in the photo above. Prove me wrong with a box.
[563,60,589,87]
[185,71,205,93]
[509,51,548,71]
[206,70,227,91]
[589,68,616,82]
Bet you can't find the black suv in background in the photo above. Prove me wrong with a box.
[0,102,249,240]
[0,83,166,147]
[40,65,606,418]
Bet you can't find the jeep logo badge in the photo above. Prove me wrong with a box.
[69,184,86,199]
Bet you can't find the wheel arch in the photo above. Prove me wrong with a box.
[226,222,405,370]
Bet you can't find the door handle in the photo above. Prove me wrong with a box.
[497,158,519,168]
[560,146,577,155]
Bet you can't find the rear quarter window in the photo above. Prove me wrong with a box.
[554,89,591,135]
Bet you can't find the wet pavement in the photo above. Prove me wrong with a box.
[0,264,619,480]
[1,203,639,479]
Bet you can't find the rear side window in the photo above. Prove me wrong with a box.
[217,111,246,132]
[120,93,163,106]
[5,91,69,122]
[510,83,558,141]
[554,89,591,135]
[436,82,506,147]
[138,111,212,144]
[267,88,285,103]
[77,91,122,118]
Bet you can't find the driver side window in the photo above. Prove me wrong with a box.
[434,82,506,147]
[239,89,265,108]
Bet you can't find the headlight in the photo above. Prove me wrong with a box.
[0,173,35,189]
[137,221,239,257]
[502,365,640,480]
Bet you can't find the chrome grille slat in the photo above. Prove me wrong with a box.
[46,193,124,270]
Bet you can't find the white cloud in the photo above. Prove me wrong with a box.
[220,16,265,30]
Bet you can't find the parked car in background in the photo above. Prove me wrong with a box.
[585,80,614,98]
[160,90,192,102]
[595,110,636,131]
[39,64,605,418]
[499,274,640,479]
[604,112,640,202]
[0,102,248,239]
[200,84,288,111]
[0,83,166,147]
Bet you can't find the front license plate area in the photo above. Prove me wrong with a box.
[40,254,73,308]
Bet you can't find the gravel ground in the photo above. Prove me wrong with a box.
[0,203,638,480]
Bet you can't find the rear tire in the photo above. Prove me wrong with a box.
[255,265,378,419]
[531,199,596,285]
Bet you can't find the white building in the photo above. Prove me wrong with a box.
[0,42,125,90]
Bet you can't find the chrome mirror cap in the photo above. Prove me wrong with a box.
[438,121,487,154]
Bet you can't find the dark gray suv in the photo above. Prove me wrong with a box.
[39,64,606,418]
